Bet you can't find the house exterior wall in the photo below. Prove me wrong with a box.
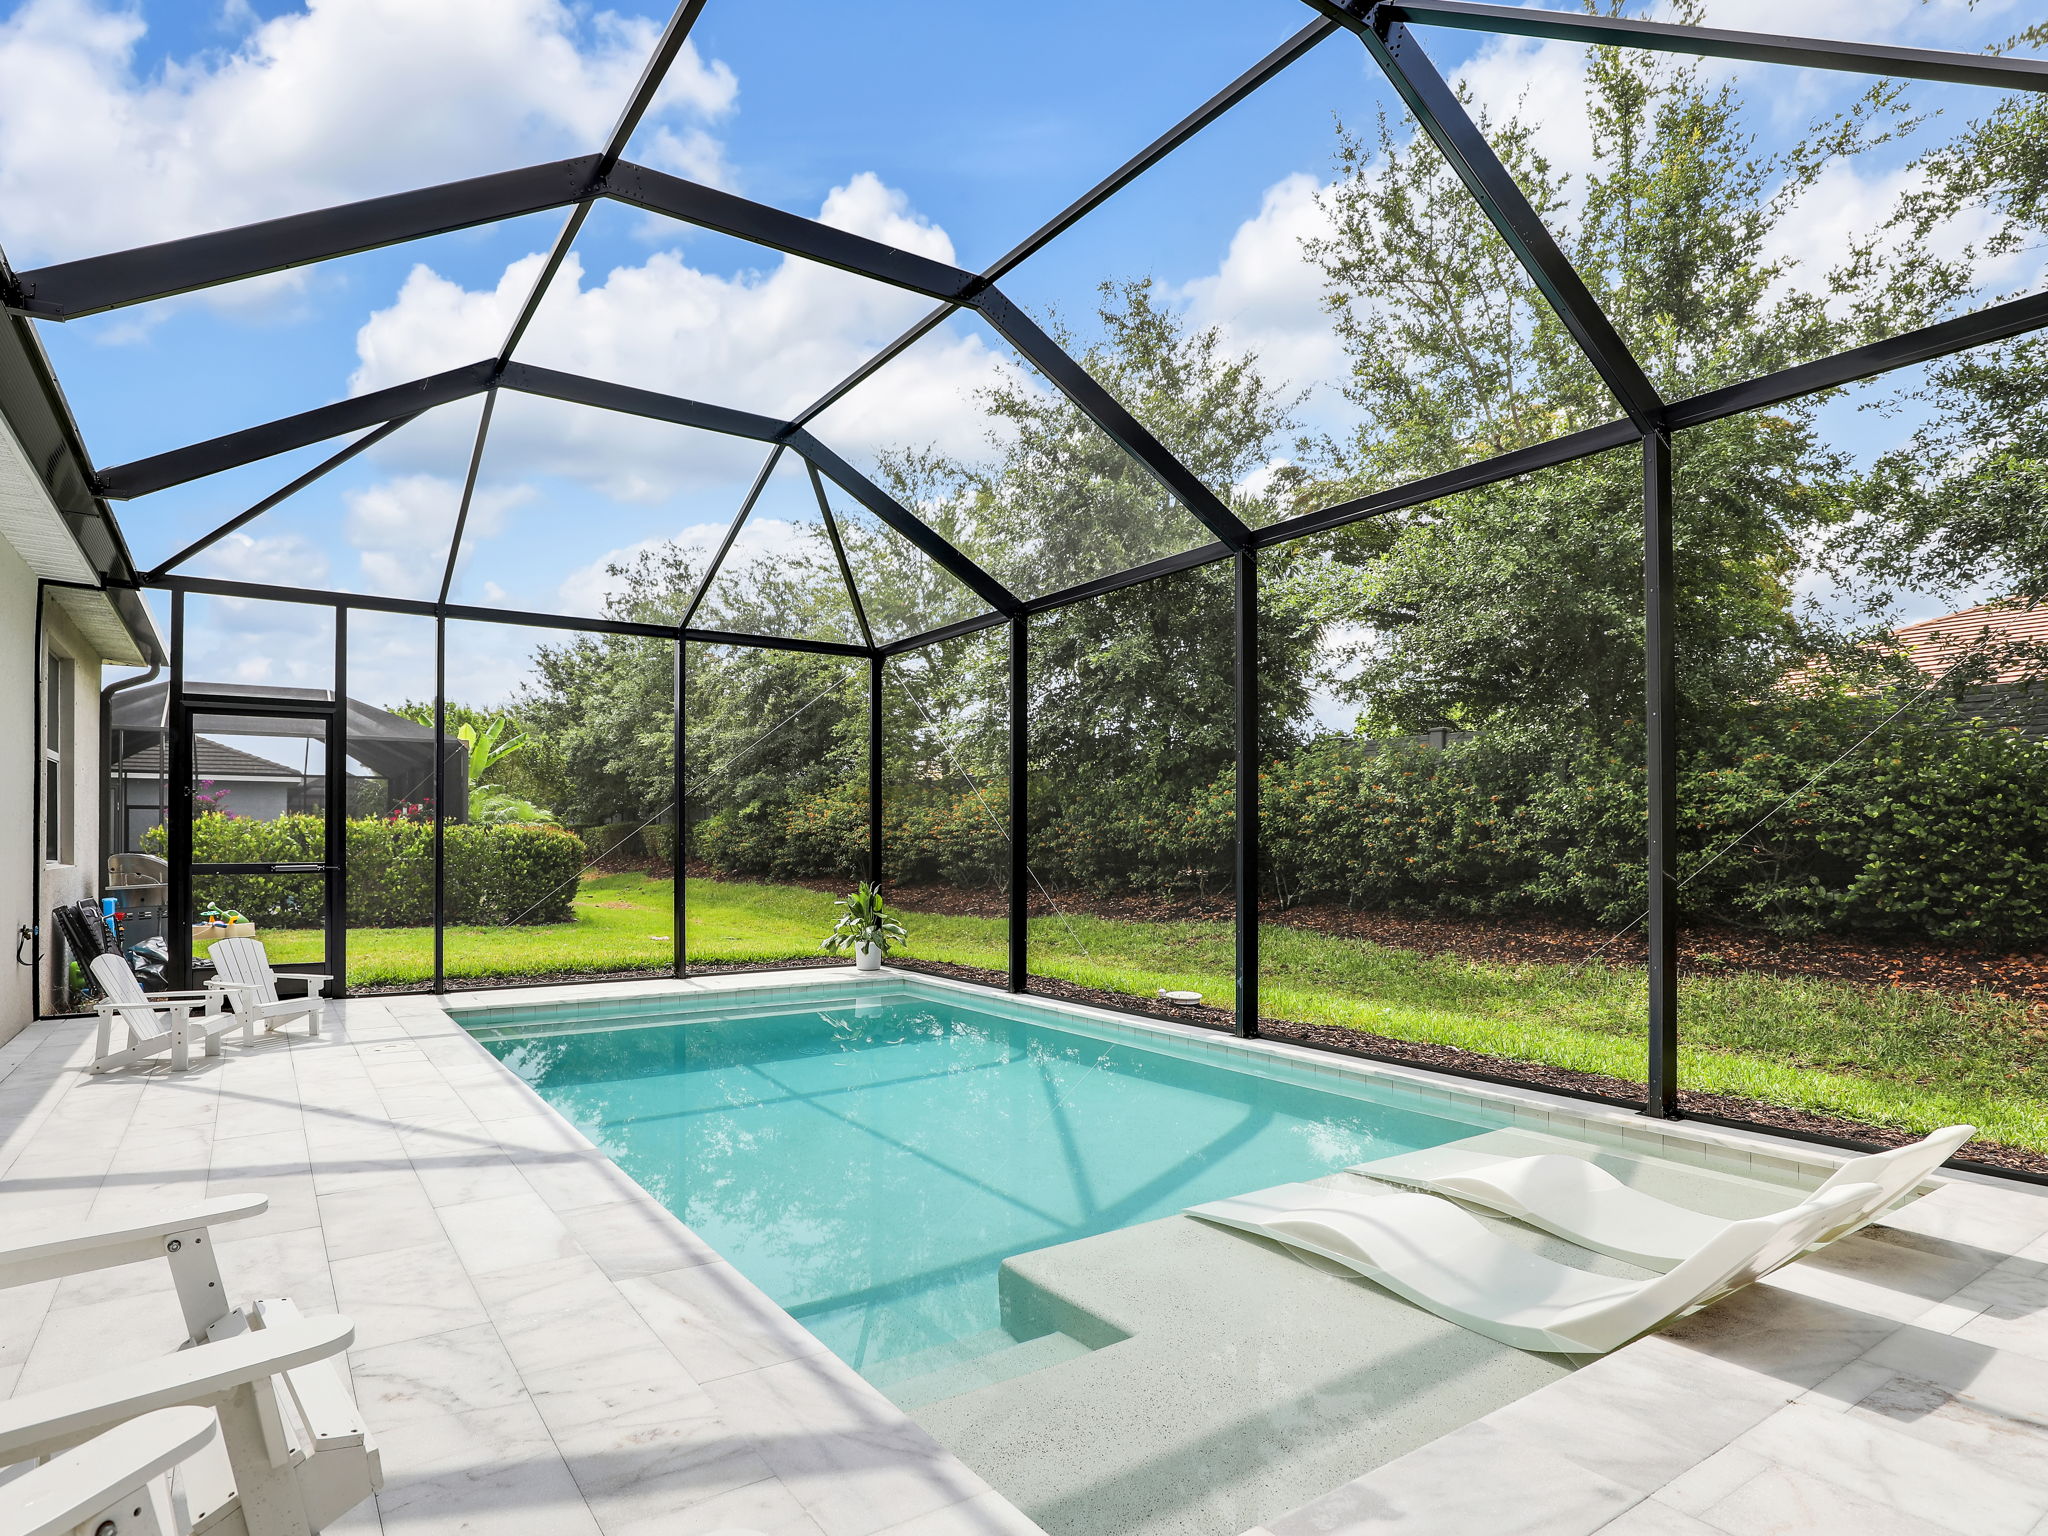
[34,597,103,1025]
[0,538,32,1042]
[1,559,108,1043]
[203,780,290,822]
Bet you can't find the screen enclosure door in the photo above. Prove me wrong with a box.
[171,700,340,990]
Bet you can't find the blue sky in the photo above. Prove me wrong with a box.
[0,0,2036,707]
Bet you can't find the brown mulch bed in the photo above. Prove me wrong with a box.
[887,958,2048,1179]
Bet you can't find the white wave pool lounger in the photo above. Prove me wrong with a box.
[1186,1179,1878,1355]
[1346,1123,1975,1269]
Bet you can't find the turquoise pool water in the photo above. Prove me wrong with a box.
[471,985,1492,1386]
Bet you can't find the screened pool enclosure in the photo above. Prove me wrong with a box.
[14,1,2048,1162]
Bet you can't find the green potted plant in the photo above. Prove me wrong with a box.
[821,882,906,972]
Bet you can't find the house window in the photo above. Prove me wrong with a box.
[44,653,72,865]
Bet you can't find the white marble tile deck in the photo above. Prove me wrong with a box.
[0,989,1031,1536]
[6,967,2048,1536]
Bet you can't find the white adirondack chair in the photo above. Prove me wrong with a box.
[203,939,327,1040]
[0,1407,217,1536]
[88,954,247,1074]
[0,1196,381,1535]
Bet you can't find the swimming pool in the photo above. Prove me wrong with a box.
[466,981,1500,1394]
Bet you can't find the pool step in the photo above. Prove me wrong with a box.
[871,1329,1094,1410]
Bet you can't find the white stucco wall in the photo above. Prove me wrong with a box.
[39,601,104,1019]
[0,538,37,1041]
[0,558,105,1043]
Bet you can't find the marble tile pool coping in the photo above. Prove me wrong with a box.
[446,967,1864,1193]
[4,964,2047,1536]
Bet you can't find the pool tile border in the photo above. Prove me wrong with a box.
[448,968,1849,1192]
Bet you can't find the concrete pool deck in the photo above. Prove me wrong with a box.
[1,966,2046,1536]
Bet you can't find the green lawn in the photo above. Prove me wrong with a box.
[265,871,2047,1152]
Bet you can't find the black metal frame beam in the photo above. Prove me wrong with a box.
[167,591,192,988]
[149,414,420,580]
[1233,548,1259,1039]
[875,543,1241,658]
[329,615,349,993]
[974,291,1251,548]
[1643,430,1677,1118]
[683,446,783,629]
[398,0,712,595]
[875,611,1009,659]
[785,429,1019,614]
[4,158,601,321]
[1333,5,1662,427]
[608,163,985,304]
[437,389,499,606]
[500,360,793,442]
[96,361,496,499]
[791,15,1338,429]
[1665,288,2048,429]
[868,655,885,885]
[32,0,2048,1171]
[812,461,875,649]
[1391,0,2048,94]
[147,572,871,656]
[1253,419,1643,545]
[1008,614,1028,993]
[433,614,446,992]
[671,634,687,979]
[494,363,1021,613]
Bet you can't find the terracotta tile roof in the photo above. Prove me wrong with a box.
[1891,602,2048,686]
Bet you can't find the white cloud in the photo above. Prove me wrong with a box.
[196,528,330,587]
[1173,171,1346,423]
[0,0,735,267]
[1655,0,2022,49]
[353,173,1026,491]
[343,471,536,599]
[1453,33,1599,195]
[1760,156,2034,310]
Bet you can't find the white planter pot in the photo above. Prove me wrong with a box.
[854,941,884,972]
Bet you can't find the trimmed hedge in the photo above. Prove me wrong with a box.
[150,814,587,926]
[691,703,2048,946]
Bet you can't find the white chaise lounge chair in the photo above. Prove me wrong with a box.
[204,937,328,1040]
[1186,1179,1878,1354]
[1350,1124,1975,1270]
[0,1407,217,1536]
[87,953,246,1074]
[0,1195,382,1535]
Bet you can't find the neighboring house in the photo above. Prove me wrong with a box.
[1,318,161,1040]
[1890,602,2048,737]
[105,680,468,853]
[113,737,311,842]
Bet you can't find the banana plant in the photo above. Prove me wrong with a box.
[457,717,527,789]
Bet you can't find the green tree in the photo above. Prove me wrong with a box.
[1826,22,2048,614]
[1296,22,1927,744]
[869,281,1317,795]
